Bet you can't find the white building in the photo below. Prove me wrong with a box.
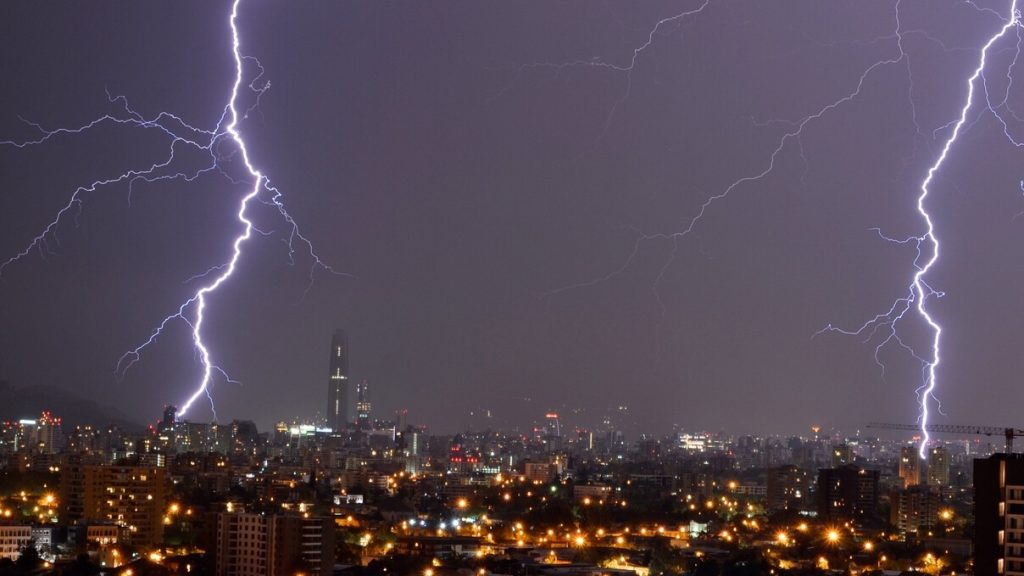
[0,526,31,560]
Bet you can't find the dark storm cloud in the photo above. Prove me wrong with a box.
[2,0,1022,436]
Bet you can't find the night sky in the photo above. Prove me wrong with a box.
[2,1,1024,437]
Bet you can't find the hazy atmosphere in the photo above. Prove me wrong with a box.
[3,0,1023,436]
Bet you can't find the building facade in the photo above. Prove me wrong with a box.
[59,464,167,548]
[214,512,334,576]
[0,526,31,561]
[817,465,880,523]
[975,453,1024,576]
[766,464,810,512]
[928,446,951,487]
[891,485,941,534]
[899,445,921,488]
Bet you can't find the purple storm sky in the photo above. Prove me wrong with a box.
[2,0,1024,437]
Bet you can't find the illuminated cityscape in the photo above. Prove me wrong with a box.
[0,331,1010,574]
[6,0,1024,575]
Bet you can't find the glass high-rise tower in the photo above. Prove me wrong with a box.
[327,329,350,432]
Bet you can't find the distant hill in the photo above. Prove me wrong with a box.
[0,380,144,432]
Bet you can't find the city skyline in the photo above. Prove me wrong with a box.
[5,3,1024,575]
[0,390,991,575]
[5,1,1024,437]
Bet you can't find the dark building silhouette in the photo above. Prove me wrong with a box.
[326,329,350,432]
[767,464,810,512]
[817,464,880,523]
[159,405,177,432]
[975,453,1024,576]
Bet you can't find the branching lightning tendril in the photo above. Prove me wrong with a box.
[536,1,911,308]
[5,0,1023,440]
[819,0,1020,457]
[1,0,344,420]
[528,0,1022,456]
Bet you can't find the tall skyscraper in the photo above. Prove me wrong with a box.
[327,330,350,432]
[355,380,371,430]
[975,453,1024,576]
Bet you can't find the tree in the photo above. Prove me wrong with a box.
[62,553,102,576]
[13,539,42,573]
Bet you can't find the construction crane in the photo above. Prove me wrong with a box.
[868,422,1024,453]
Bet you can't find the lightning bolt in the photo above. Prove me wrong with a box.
[817,0,1020,457]
[1,0,344,420]
[520,0,1022,456]
[171,0,265,418]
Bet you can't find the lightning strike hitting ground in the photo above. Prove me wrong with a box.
[532,0,1022,454]
[819,0,1020,457]
[0,0,342,420]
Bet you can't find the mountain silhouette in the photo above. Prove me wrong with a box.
[0,380,143,432]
